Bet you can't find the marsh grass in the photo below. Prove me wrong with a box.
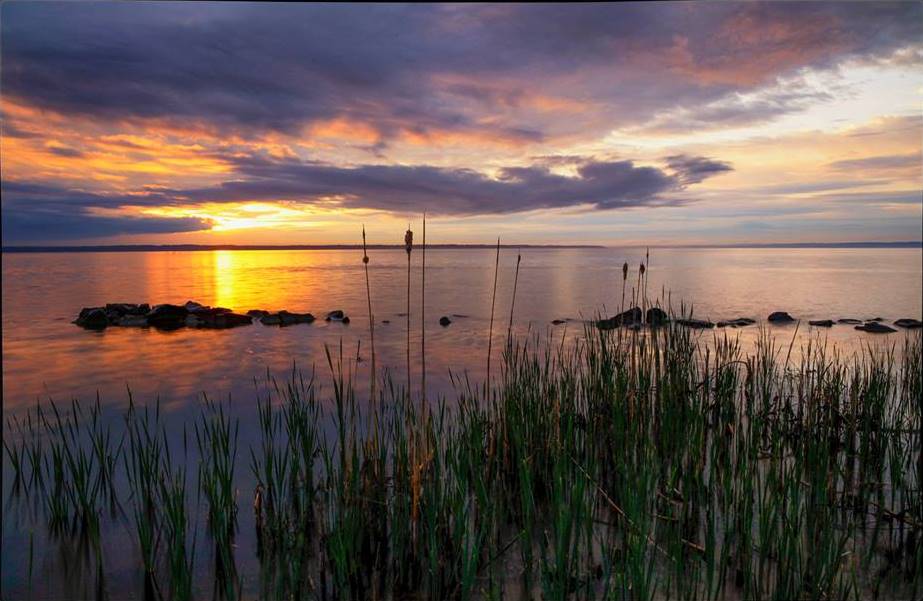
[3,258,921,600]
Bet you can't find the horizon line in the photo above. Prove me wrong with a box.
[2,241,921,253]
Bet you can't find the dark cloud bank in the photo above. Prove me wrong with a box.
[1,155,732,241]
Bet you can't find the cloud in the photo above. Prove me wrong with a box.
[1,182,211,242]
[827,153,921,172]
[665,155,733,184]
[2,2,919,146]
[164,153,733,215]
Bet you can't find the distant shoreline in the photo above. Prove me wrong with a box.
[1,241,920,253]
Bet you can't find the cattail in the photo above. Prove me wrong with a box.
[362,226,376,409]
[420,213,426,410]
[405,225,413,401]
[507,248,521,349]
[487,237,500,385]
[621,261,628,313]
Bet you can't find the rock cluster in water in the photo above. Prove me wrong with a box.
[73,301,349,330]
[592,307,922,334]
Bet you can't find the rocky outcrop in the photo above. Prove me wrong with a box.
[646,307,668,325]
[894,318,923,329]
[74,307,110,329]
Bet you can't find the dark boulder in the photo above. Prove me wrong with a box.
[439,316,452,327]
[146,304,188,329]
[551,319,567,325]
[837,318,862,325]
[189,312,253,329]
[247,309,270,318]
[326,310,346,321]
[106,303,149,316]
[809,320,834,327]
[74,307,109,329]
[767,311,795,323]
[894,318,923,329]
[261,314,282,326]
[646,307,668,325]
[114,315,148,327]
[855,322,896,334]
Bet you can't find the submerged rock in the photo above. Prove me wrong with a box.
[855,322,897,334]
[551,319,567,325]
[767,311,795,323]
[718,318,756,328]
[837,318,863,325]
[326,310,346,321]
[279,311,316,326]
[809,319,835,327]
[439,316,452,327]
[894,318,923,329]
[676,318,715,329]
[247,309,269,318]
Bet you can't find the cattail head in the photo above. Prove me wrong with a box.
[622,262,628,280]
[640,262,646,276]
[405,227,413,254]
[362,225,369,264]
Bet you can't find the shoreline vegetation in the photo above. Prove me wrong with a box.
[3,227,922,600]
[2,240,922,253]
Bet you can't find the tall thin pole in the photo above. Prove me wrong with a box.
[487,237,500,384]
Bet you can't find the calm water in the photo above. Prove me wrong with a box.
[3,247,922,415]
[2,247,922,598]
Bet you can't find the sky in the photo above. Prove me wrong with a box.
[1,2,921,246]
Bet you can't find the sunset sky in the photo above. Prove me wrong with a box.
[2,2,921,246]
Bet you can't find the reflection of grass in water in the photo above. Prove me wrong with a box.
[3,302,922,599]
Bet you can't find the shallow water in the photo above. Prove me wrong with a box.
[2,246,921,598]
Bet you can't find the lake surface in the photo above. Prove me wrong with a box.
[2,246,922,598]
[3,247,922,416]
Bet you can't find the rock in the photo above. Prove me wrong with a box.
[247,309,269,318]
[809,320,834,327]
[894,318,923,329]
[106,303,148,316]
[342,316,350,324]
[74,307,109,329]
[837,318,862,325]
[184,300,206,312]
[146,304,188,329]
[439,316,452,327]
[279,310,316,326]
[381,319,390,324]
[451,314,470,318]
[114,315,148,327]
[855,322,897,334]
[767,311,795,323]
[551,319,567,325]
[597,306,641,330]
[185,314,204,327]
[326,310,346,321]
[260,314,282,325]
[867,317,884,322]
[718,318,755,328]
[190,312,252,329]
[676,318,715,329]
[646,307,668,325]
